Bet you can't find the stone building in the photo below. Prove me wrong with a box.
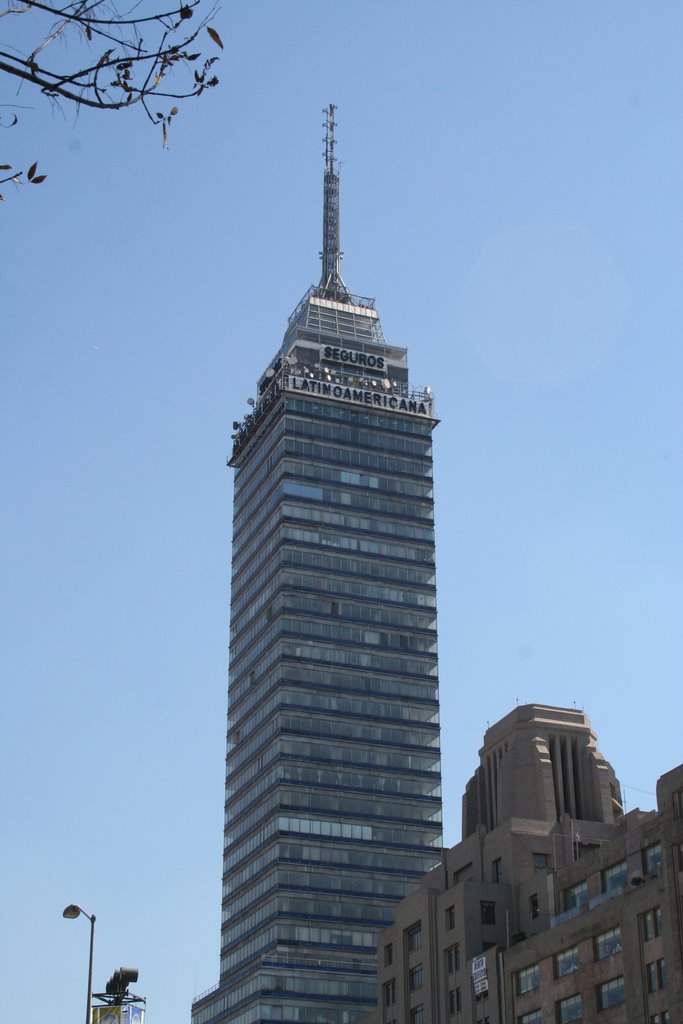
[365,704,683,1024]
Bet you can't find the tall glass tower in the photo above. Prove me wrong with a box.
[192,107,442,1024]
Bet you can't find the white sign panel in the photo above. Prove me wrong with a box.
[471,954,488,995]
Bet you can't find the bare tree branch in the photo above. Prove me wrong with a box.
[1,0,221,197]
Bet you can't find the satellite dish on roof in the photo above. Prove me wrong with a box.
[246,398,255,406]
[265,368,275,378]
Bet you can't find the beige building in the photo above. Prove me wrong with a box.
[363,705,683,1024]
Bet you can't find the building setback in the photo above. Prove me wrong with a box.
[366,704,683,1024]
[191,107,443,1024]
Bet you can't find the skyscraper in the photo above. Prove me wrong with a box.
[192,106,443,1024]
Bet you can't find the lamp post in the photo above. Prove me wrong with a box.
[63,903,96,1024]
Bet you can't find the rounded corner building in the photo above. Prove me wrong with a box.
[191,105,443,1024]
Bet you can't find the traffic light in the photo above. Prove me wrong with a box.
[105,967,139,1001]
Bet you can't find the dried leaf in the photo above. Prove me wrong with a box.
[31,174,47,184]
[156,112,164,119]
[179,4,193,17]
[170,106,178,116]
[207,26,223,49]
[27,161,37,181]
[86,24,92,40]
[0,164,11,171]
[162,122,167,147]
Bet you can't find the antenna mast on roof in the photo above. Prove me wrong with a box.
[319,103,350,302]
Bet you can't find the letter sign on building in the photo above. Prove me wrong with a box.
[472,955,488,995]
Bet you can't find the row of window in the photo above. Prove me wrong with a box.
[282,566,437,608]
[564,844,664,910]
[282,498,436,543]
[535,906,661,982]
[280,588,437,634]
[281,637,439,680]
[518,924,624,994]
[282,523,435,566]
[282,477,435,523]
[280,711,439,753]
[281,456,435,501]
[280,614,438,655]
[518,959,666,1015]
[283,413,433,458]
[284,436,433,480]
[284,542,437,588]
[229,658,439,732]
[232,688,440,753]
[284,395,435,437]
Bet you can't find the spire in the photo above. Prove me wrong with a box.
[318,103,350,302]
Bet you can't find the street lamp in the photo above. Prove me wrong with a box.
[63,903,96,1024]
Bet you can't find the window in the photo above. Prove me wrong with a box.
[643,842,663,873]
[533,852,549,871]
[520,1013,542,1024]
[383,979,396,1006]
[674,788,683,818]
[602,860,628,892]
[481,901,496,925]
[446,905,456,929]
[555,946,579,977]
[517,964,540,994]
[557,994,582,1023]
[407,923,422,952]
[595,926,621,959]
[454,862,473,884]
[384,942,393,966]
[564,880,588,910]
[598,976,625,1010]
[449,988,461,1015]
[410,1005,424,1024]
[530,894,540,920]
[492,858,503,883]
[646,960,666,993]
[643,908,663,941]
[409,964,423,992]
[658,959,666,988]
[447,944,460,973]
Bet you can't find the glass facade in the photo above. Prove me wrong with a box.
[192,286,442,1024]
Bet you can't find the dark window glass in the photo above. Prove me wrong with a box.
[409,964,423,992]
[595,926,621,959]
[517,964,539,994]
[407,923,422,952]
[598,976,625,1010]
[557,994,582,1023]
[644,843,663,873]
[555,946,579,977]
[481,901,496,925]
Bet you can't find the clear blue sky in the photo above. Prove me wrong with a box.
[2,3,682,1022]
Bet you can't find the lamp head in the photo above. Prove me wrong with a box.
[63,904,82,919]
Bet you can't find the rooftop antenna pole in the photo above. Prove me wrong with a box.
[319,103,349,302]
